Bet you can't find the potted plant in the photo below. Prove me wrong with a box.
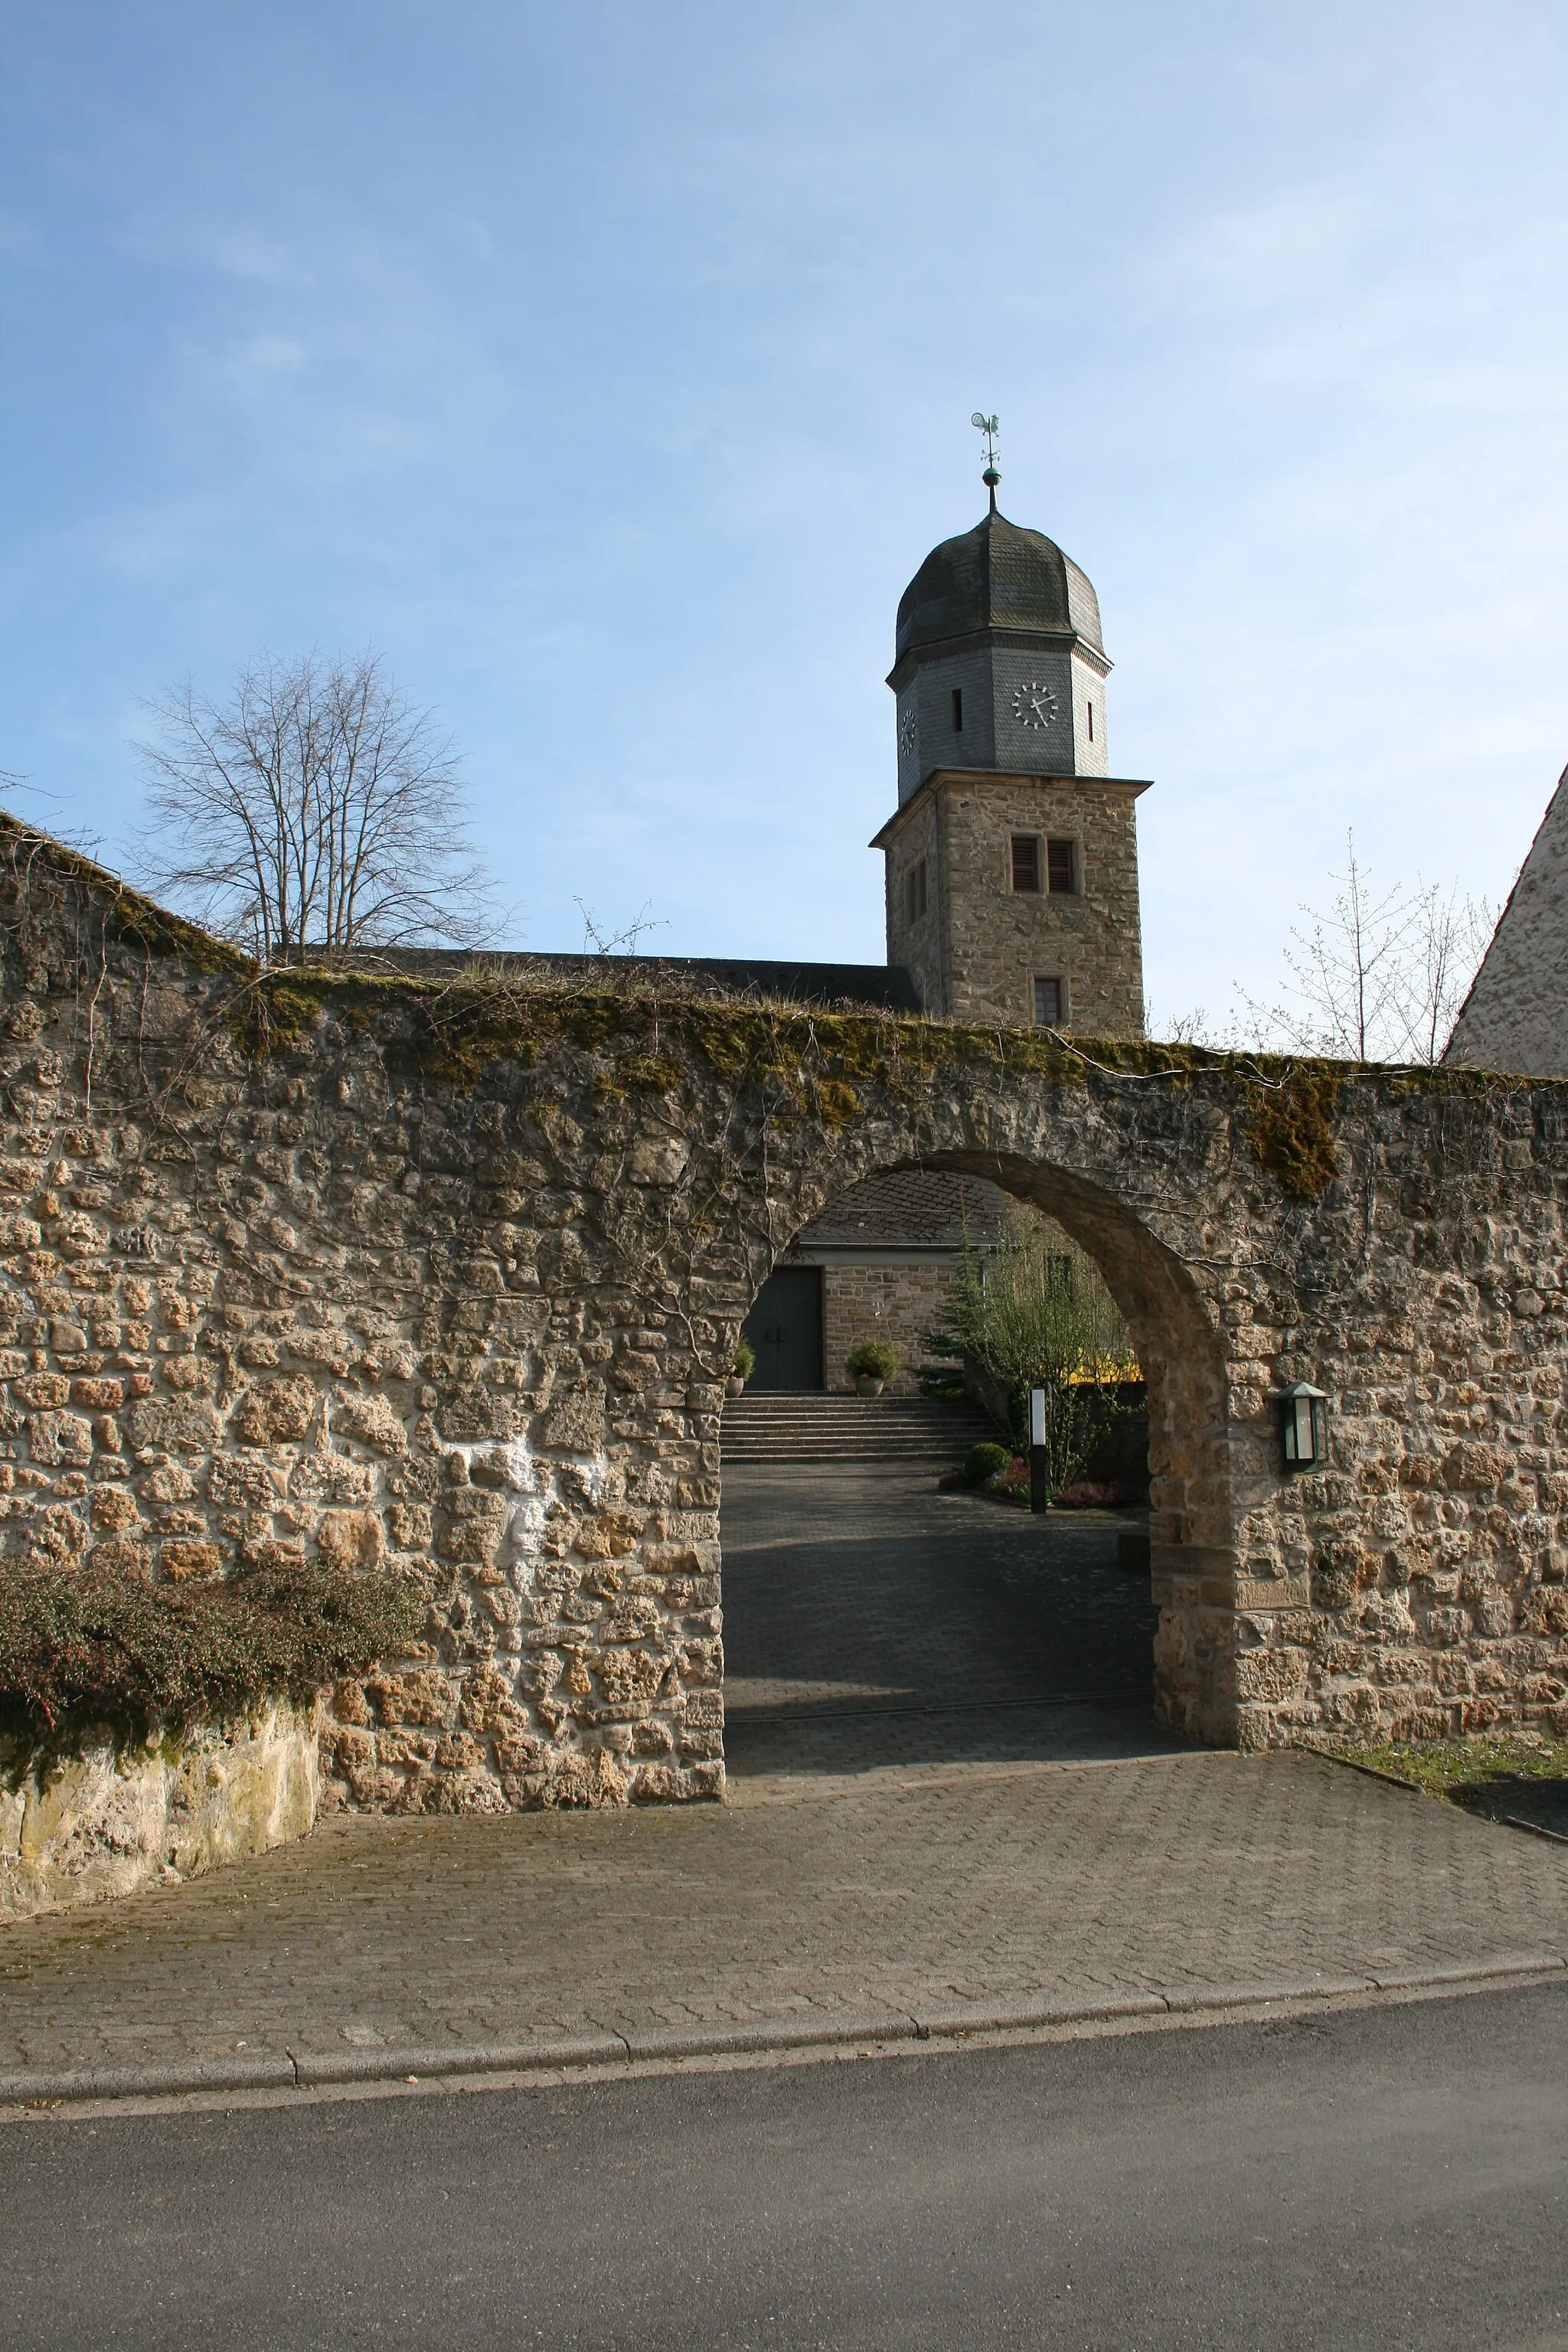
[727,1338,756,1396]
[847,1335,900,1396]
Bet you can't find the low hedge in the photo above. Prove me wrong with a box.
[0,1559,423,1759]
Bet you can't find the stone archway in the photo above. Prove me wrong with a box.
[4,828,1566,1815]
[722,1144,1237,1744]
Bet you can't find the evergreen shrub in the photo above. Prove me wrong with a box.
[0,1558,423,1759]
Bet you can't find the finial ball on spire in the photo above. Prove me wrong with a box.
[971,412,1001,507]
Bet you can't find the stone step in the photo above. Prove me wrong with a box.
[724,1413,991,1430]
[724,1444,977,1462]
[721,1393,1001,1463]
[719,1401,987,1420]
[720,1394,994,1409]
[721,1410,995,1429]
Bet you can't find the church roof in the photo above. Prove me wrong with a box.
[792,1169,1009,1250]
[895,508,1104,664]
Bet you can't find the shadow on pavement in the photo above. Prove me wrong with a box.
[720,1464,1184,1779]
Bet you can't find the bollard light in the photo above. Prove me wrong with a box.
[1277,1381,1329,1472]
[1028,1386,1048,1513]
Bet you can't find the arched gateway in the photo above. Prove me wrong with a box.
[1,826,1566,1811]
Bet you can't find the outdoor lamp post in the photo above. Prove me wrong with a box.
[1029,1386,1048,1513]
[1277,1381,1329,1472]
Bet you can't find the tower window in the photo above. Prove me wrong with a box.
[904,858,928,924]
[1011,835,1040,893]
[1034,975,1067,1027]
[1086,703,1093,741]
[1047,838,1076,893]
[951,688,963,733]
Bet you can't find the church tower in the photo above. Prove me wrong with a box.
[874,436,1148,1034]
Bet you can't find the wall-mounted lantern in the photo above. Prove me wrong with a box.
[1277,1381,1329,1472]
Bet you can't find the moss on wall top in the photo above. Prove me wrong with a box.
[1,813,1553,1207]
[0,812,254,978]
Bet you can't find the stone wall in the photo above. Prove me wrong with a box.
[1448,761,1568,1079]
[880,787,942,1017]
[2,825,1567,1818]
[1,1701,318,1919]
[818,1263,952,1393]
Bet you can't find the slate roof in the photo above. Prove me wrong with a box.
[792,1169,1009,1250]
[895,508,1103,664]
[347,949,921,1013]
[1446,759,1568,1078]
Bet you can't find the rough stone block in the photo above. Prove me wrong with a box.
[231,1377,318,1446]
[333,1390,409,1455]
[316,1509,384,1570]
[28,1409,93,1466]
[160,1537,225,1582]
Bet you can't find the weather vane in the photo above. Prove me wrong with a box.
[971,412,1001,510]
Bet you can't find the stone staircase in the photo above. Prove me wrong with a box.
[721,1391,1001,1465]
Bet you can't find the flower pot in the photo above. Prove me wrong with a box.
[854,1374,885,1396]
[725,1376,744,1396]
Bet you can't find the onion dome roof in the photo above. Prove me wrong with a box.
[895,509,1103,663]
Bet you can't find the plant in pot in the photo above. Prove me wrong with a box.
[847,1335,900,1396]
[727,1338,756,1396]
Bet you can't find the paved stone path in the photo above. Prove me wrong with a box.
[2,1466,1566,2091]
[724,1465,1161,1746]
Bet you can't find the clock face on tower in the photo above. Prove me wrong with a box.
[1012,681,1059,730]
[898,703,918,759]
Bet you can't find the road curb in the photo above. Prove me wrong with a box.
[291,2031,627,2088]
[4,1955,1565,2109]
[912,1991,1169,2035]
[616,2010,918,2063]
[0,2053,299,2104]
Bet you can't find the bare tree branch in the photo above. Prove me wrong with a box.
[1224,834,1494,1063]
[134,649,496,963]
[574,898,668,956]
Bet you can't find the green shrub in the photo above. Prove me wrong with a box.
[732,1336,756,1381]
[0,1559,423,1760]
[963,1442,1011,1485]
[933,1223,1139,1494]
[847,1335,900,1380]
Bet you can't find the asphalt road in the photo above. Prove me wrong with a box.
[4,1982,1566,2350]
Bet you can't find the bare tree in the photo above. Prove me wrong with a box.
[573,897,668,956]
[1402,878,1494,1065]
[136,649,493,964]
[1229,835,1494,1063]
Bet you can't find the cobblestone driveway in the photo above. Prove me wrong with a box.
[722,1463,1172,1777]
[2,1468,1565,2086]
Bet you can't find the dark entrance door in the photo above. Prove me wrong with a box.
[743,1267,824,1391]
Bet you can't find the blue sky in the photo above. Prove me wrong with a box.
[3,2,1567,1023]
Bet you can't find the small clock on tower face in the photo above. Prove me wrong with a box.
[1012,681,1058,730]
[898,703,918,760]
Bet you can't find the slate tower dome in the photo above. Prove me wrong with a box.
[890,509,1110,799]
